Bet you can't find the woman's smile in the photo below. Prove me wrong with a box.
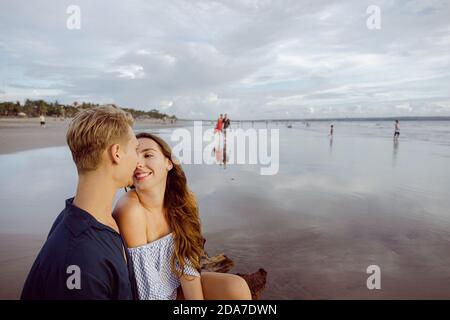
[134,170,153,181]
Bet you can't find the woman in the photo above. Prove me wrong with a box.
[113,132,251,300]
[215,114,223,133]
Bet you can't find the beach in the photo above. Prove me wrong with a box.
[1,118,450,299]
[0,117,189,155]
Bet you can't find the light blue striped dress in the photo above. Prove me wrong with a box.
[128,232,200,300]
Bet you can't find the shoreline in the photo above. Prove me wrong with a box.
[0,117,191,155]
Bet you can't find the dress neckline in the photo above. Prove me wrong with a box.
[128,232,173,250]
[149,232,173,243]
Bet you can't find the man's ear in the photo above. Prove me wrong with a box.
[109,144,121,165]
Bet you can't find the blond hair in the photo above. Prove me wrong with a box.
[66,106,134,172]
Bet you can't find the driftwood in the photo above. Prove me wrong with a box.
[201,253,235,273]
[200,241,267,300]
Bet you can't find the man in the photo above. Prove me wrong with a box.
[21,106,139,300]
[223,113,230,133]
[394,120,400,140]
[39,114,46,128]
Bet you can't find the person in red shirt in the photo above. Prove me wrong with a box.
[215,114,223,133]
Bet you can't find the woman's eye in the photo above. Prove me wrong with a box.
[144,154,153,158]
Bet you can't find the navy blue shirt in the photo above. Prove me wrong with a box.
[21,198,137,300]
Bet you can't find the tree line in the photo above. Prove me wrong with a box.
[0,99,176,120]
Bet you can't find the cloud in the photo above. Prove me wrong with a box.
[0,0,449,119]
[111,64,145,79]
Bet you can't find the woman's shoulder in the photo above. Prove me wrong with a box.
[113,191,146,224]
[113,191,148,248]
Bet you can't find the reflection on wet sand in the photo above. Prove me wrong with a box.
[199,169,450,299]
[213,131,229,169]
[392,139,399,168]
[1,123,450,299]
[191,124,450,299]
[329,136,333,156]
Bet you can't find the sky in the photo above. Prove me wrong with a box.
[0,0,449,119]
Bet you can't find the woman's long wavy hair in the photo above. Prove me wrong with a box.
[135,132,204,278]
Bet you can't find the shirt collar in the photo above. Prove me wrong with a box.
[64,197,119,237]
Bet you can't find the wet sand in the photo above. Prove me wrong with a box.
[203,196,450,299]
[189,122,450,299]
[1,121,450,299]
[0,234,44,299]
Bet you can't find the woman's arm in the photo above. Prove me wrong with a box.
[180,274,204,300]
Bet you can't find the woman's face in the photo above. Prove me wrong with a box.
[133,138,172,190]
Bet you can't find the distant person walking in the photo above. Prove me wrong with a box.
[223,113,230,134]
[39,114,46,128]
[394,120,400,140]
[329,125,334,137]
